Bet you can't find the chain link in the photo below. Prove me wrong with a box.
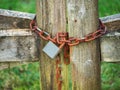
[30,18,106,46]
[56,55,62,90]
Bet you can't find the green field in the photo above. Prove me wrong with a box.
[0,0,120,90]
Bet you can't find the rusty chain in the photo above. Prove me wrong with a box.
[30,16,107,90]
[30,17,107,46]
[56,55,62,90]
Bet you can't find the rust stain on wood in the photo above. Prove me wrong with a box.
[0,36,38,62]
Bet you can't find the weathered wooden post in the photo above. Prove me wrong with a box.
[67,0,101,90]
[36,0,68,90]
[36,0,100,90]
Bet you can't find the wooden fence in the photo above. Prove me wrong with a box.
[0,9,120,63]
[0,6,120,89]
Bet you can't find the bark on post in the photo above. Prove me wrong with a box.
[67,0,101,90]
[36,0,68,90]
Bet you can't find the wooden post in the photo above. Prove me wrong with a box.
[37,0,100,90]
[67,0,101,90]
[36,0,68,90]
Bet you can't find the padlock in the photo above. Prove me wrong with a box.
[42,41,65,59]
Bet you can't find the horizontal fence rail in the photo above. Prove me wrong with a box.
[0,9,120,70]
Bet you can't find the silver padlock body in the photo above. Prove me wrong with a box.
[43,41,61,59]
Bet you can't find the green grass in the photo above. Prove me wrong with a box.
[99,0,120,17]
[0,0,120,90]
[0,62,40,90]
[101,63,120,90]
[0,0,35,13]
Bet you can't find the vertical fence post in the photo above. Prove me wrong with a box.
[36,0,68,90]
[36,0,100,90]
[67,0,101,90]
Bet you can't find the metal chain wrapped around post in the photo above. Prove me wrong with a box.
[30,16,107,90]
[30,18,107,46]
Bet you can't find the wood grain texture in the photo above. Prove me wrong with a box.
[0,9,35,29]
[101,30,120,62]
[0,9,119,68]
[0,36,38,62]
[100,14,120,62]
[0,29,32,36]
[0,9,34,19]
[67,0,100,90]
[36,0,68,90]
[0,15,32,29]
[0,9,120,31]
[0,9,39,62]
[101,14,120,31]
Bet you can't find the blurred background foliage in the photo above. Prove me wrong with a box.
[0,0,35,13]
[0,0,120,90]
